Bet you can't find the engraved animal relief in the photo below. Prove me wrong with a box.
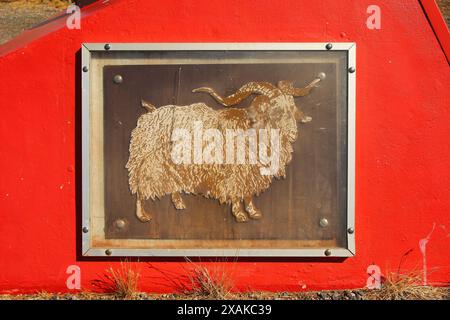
[126,78,321,223]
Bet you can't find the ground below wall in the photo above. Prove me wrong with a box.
[1,288,448,300]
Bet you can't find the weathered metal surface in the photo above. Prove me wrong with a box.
[102,56,348,247]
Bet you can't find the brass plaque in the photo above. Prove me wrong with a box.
[81,44,356,257]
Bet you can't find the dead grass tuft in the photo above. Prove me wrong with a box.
[364,270,448,300]
[184,258,235,299]
[91,261,141,299]
[4,0,73,9]
[33,290,53,300]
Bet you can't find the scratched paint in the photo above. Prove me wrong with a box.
[0,0,449,293]
[419,223,436,286]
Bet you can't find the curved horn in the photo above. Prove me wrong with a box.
[192,82,276,107]
[291,78,322,97]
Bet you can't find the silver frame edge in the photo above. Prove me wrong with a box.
[80,42,356,258]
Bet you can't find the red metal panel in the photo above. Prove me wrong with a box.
[0,0,448,293]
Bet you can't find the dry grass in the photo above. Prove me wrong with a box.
[187,265,233,299]
[147,257,237,299]
[183,258,235,299]
[33,290,53,300]
[0,286,448,300]
[364,270,448,300]
[2,0,73,9]
[91,261,141,299]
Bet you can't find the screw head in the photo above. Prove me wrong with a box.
[82,66,88,72]
[105,249,112,256]
[319,218,329,228]
[348,66,356,73]
[113,74,123,84]
[324,249,332,256]
[318,72,326,80]
[82,226,89,233]
[104,43,111,50]
[114,219,126,229]
[348,227,354,234]
[325,43,333,50]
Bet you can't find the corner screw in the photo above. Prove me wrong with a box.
[348,66,356,73]
[325,43,333,50]
[82,226,89,233]
[324,249,332,256]
[348,227,354,234]
[114,219,126,229]
[113,74,123,84]
[318,72,326,80]
[319,218,329,228]
[105,249,112,256]
[82,66,88,72]
[104,43,111,51]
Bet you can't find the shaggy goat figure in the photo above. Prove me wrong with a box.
[126,78,321,223]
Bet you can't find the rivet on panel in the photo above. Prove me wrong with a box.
[347,227,354,234]
[105,249,112,256]
[82,66,88,72]
[325,43,333,50]
[324,249,332,256]
[104,43,111,50]
[114,219,126,229]
[113,74,123,84]
[318,72,326,80]
[348,66,356,73]
[319,218,329,228]
[82,226,89,233]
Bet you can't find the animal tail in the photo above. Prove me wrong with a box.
[141,99,156,112]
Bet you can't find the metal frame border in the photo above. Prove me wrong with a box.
[81,42,356,257]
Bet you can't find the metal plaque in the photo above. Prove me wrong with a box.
[81,43,356,257]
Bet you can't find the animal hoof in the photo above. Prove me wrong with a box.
[301,116,312,123]
[174,202,186,210]
[249,210,262,220]
[234,212,248,223]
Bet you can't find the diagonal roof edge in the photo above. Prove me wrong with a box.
[75,0,103,7]
[419,0,450,64]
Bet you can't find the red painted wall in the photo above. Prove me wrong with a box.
[0,0,448,293]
